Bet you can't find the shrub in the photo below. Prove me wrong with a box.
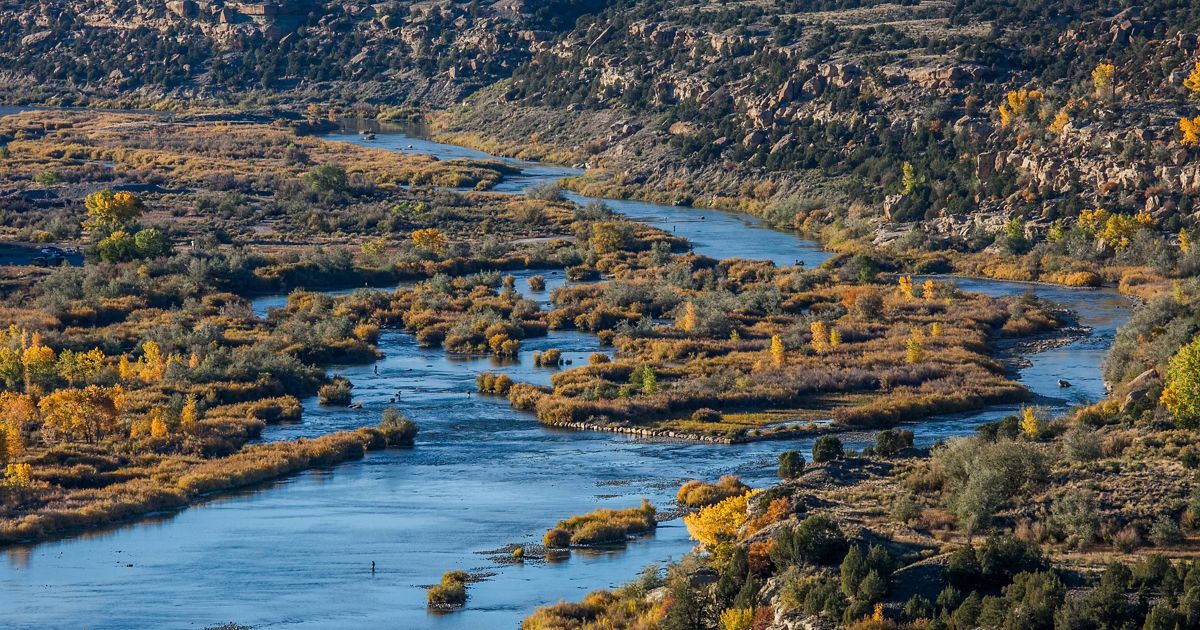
[305,163,349,194]
[874,429,914,456]
[903,595,934,621]
[770,515,848,568]
[588,353,610,365]
[1150,515,1184,547]
[317,376,352,405]
[677,476,750,508]
[813,436,844,463]
[427,570,468,609]
[778,450,805,479]
[378,408,418,447]
[528,275,546,291]
[1063,427,1102,462]
[934,436,1050,535]
[551,500,656,546]
[544,528,570,548]
[719,607,753,630]
[477,372,513,395]
[852,291,884,319]
[890,496,920,524]
[1113,525,1141,552]
[1050,486,1100,547]
[692,407,722,423]
[978,536,1046,584]
[526,183,564,201]
[507,383,546,410]
[34,171,62,185]
[533,349,562,367]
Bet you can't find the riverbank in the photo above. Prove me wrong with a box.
[0,427,406,546]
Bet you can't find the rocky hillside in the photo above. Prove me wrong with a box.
[434,1,1200,252]
[0,0,605,106]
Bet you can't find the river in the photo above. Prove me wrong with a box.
[0,117,1131,629]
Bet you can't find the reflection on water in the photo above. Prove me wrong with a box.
[0,121,1133,630]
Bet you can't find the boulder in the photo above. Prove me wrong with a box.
[1122,368,1159,412]
[743,129,767,148]
[20,30,52,47]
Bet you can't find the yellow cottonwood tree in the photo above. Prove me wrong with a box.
[906,329,925,364]
[1021,407,1041,437]
[810,321,828,354]
[38,385,125,443]
[1092,63,1115,99]
[117,355,134,382]
[138,341,166,381]
[1162,336,1200,427]
[410,228,448,253]
[1048,110,1070,134]
[677,301,699,333]
[770,335,785,368]
[922,279,936,300]
[84,189,143,235]
[719,608,753,630]
[22,335,55,389]
[5,462,32,488]
[0,392,34,461]
[1181,116,1200,147]
[998,89,1042,126]
[1185,61,1200,96]
[898,275,914,299]
[683,490,757,549]
[589,222,626,254]
[0,346,21,390]
[180,395,200,432]
[149,408,169,438]
[900,162,924,195]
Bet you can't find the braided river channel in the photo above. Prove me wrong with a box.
[0,117,1131,629]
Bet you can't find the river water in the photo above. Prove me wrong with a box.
[0,118,1131,629]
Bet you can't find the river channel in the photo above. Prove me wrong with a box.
[0,114,1131,629]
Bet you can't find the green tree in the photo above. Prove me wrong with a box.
[812,435,843,463]
[840,546,867,597]
[133,228,170,258]
[1001,571,1065,630]
[778,450,805,479]
[304,163,349,194]
[857,570,887,602]
[96,231,139,262]
[902,595,934,622]
[643,362,662,393]
[662,569,708,630]
[900,161,925,195]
